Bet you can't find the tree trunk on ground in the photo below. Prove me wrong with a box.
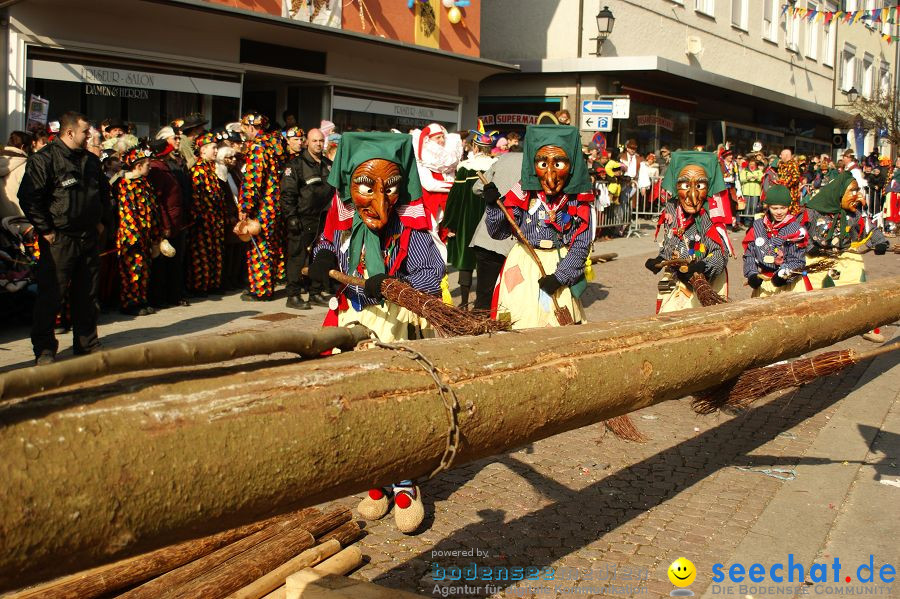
[1,278,898,590]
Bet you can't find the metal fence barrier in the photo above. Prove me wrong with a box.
[591,174,896,241]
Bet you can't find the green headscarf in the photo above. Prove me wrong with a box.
[327,131,422,205]
[327,132,422,279]
[803,172,855,246]
[803,172,854,214]
[660,151,727,197]
[519,125,591,194]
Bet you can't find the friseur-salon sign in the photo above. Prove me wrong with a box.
[80,66,156,89]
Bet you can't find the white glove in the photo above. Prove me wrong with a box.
[160,238,176,258]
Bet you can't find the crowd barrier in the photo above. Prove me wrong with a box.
[591,175,896,241]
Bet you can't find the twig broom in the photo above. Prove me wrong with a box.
[692,343,900,415]
[319,269,510,337]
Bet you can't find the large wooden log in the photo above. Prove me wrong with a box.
[1,279,899,590]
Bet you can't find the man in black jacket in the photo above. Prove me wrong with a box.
[18,111,110,364]
[280,128,333,309]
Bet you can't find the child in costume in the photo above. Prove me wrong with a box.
[115,145,161,316]
[188,132,226,295]
[483,124,594,328]
[309,131,444,533]
[742,184,808,297]
[646,151,730,314]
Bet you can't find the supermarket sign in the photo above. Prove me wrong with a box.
[478,114,538,126]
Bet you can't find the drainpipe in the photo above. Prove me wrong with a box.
[575,0,584,121]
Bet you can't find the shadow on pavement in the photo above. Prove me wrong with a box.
[371,359,877,597]
[0,310,260,375]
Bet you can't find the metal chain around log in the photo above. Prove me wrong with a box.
[373,341,461,479]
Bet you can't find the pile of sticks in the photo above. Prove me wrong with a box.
[7,506,364,599]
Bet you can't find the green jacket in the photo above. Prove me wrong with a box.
[739,167,763,197]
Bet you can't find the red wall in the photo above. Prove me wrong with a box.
[342,0,481,57]
[206,0,281,15]
[204,0,481,57]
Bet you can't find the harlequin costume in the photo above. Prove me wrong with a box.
[238,112,285,300]
[441,127,496,308]
[188,132,226,294]
[648,151,730,314]
[308,131,444,534]
[485,125,594,328]
[115,146,161,314]
[741,185,808,298]
[777,157,803,214]
[801,172,890,290]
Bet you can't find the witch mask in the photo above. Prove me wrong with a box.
[840,179,865,212]
[351,158,402,231]
[534,145,571,196]
[675,165,709,214]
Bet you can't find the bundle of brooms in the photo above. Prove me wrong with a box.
[692,343,899,415]
[6,505,365,599]
[323,269,511,337]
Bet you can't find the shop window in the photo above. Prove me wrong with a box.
[695,0,715,18]
[731,0,748,30]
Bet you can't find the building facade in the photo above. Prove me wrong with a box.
[2,0,512,138]
[479,0,896,158]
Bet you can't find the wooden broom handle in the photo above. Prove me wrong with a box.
[300,266,366,287]
[851,342,900,362]
[476,172,572,322]
[475,172,549,278]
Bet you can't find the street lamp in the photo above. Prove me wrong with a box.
[846,87,859,103]
[590,5,615,56]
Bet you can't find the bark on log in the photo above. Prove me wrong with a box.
[158,526,316,599]
[315,521,363,548]
[0,325,372,402]
[1,279,899,590]
[118,509,329,599]
[2,508,319,599]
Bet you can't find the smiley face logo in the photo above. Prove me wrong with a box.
[668,557,697,587]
